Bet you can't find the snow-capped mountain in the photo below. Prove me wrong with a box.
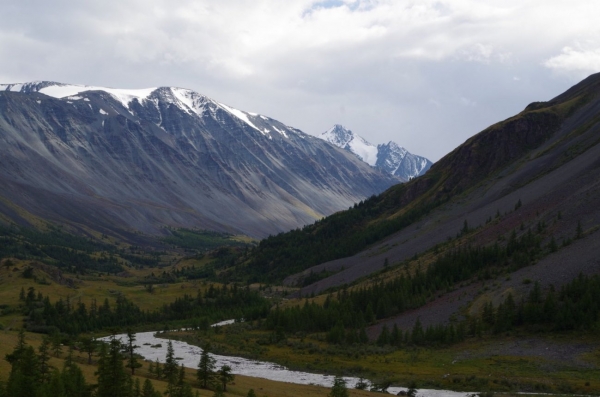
[0,82,400,238]
[320,124,378,166]
[320,125,432,181]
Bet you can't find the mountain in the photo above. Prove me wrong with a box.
[320,124,432,180]
[246,72,600,320]
[0,82,400,238]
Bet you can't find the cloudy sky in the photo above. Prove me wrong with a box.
[2,0,600,161]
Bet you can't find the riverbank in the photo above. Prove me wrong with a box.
[154,323,600,395]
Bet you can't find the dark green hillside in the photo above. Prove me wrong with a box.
[243,73,600,283]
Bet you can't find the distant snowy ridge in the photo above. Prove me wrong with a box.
[0,81,399,238]
[0,81,288,138]
[321,124,378,166]
[320,124,432,180]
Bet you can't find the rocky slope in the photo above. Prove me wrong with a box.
[246,73,600,311]
[0,82,400,238]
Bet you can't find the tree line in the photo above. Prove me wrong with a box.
[21,283,270,335]
[264,222,577,346]
[0,328,242,397]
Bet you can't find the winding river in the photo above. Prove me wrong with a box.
[102,323,474,397]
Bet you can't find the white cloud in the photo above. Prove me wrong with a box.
[544,45,600,76]
[2,0,600,161]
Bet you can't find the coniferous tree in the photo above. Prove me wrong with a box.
[217,365,234,392]
[42,369,66,397]
[163,340,179,385]
[154,358,163,379]
[377,324,390,346]
[329,376,349,397]
[125,328,141,375]
[96,338,131,397]
[79,336,97,365]
[142,379,161,397]
[170,364,195,397]
[358,327,369,344]
[62,359,91,397]
[38,336,52,384]
[411,318,424,345]
[6,343,40,397]
[212,384,224,397]
[132,378,141,397]
[51,332,62,357]
[197,343,216,388]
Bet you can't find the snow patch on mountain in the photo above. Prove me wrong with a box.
[320,124,432,180]
[321,125,378,165]
[1,82,275,137]
[216,102,264,133]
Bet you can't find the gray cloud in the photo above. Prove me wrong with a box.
[2,0,600,161]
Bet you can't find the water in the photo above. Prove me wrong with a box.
[101,328,475,397]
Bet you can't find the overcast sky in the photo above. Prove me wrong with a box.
[2,0,600,161]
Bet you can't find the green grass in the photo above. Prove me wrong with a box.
[167,325,600,395]
[0,329,375,397]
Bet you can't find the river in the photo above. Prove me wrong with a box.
[102,324,475,397]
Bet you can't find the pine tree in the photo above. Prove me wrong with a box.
[62,359,91,397]
[79,336,97,365]
[328,376,349,397]
[377,324,390,346]
[217,365,234,392]
[133,378,141,397]
[38,336,52,384]
[148,360,155,376]
[411,318,424,345]
[197,343,216,388]
[125,328,141,375]
[154,358,163,379]
[358,327,369,344]
[407,381,418,397]
[96,338,132,397]
[51,332,62,357]
[6,344,40,397]
[163,340,179,385]
[212,384,225,397]
[142,379,161,397]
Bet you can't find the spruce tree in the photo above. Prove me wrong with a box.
[197,343,216,388]
[328,376,349,397]
[142,379,161,397]
[217,365,234,392]
[163,340,179,385]
[125,328,141,375]
[79,336,97,365]
[38,336,52,384]
[377,324,390,346]
[62,359,91,397]
[95,338,131,397]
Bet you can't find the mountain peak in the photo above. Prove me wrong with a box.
[320,125,431,180]
[0,81,299,139]
[0,82,400,238]
[321,125,378,166]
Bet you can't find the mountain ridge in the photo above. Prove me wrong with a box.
[0,82,400,239]
[242,72,600,297]
[320,124,432,180]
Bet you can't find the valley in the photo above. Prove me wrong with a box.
[2,73,600,396]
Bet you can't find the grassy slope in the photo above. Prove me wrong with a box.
[168,326,600,395]
[0,258,237,331]
[241,73,600,288]
[0,329,377,397]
